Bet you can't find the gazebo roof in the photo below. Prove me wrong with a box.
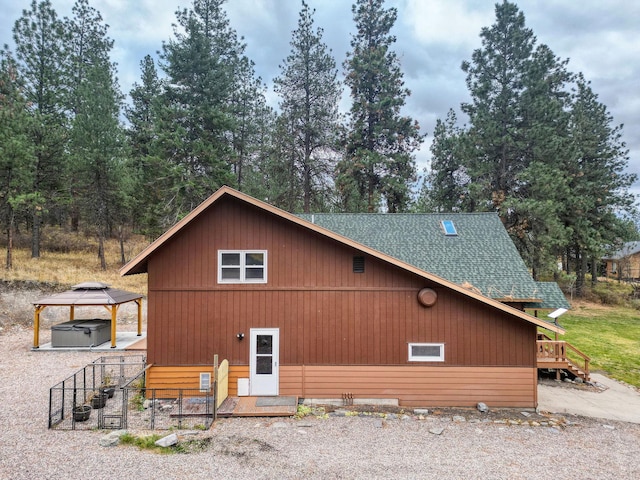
[33,282,142,306]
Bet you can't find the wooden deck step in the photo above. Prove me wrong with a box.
[217,396,298,418]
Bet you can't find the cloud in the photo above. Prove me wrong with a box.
[404,0,492,49]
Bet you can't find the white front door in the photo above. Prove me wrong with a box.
[249,328,279,396]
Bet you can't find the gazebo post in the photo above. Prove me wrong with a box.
[136,298,143,336]
[110,306,117,348]
[33,305,45,348]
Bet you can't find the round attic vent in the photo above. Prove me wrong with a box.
[71,282,110,290]
[418,288,437,307]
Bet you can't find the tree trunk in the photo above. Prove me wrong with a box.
[5,211,14,270]
[575,248,587,297]
[119,226,126,265]
[303,160,311,213]
[31,208,41,258]
[98,233,107,270]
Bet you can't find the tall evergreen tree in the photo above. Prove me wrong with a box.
[428,1,637,288]
[273,0,341,212]
[65,0,127,269]
[564,75,636,293]
[422,109,472,212]
[125,55,172,239]
[228,55,272,192]
[12,0,68,257]
[158,0,242,217]
[338,0,423,213]
[235,100,278,203]
[458,0,535,216]
[432,1,574,277]
[71,59,126,269]
[0,49,35,268]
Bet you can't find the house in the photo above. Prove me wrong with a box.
[603,241,640,280]
[121,186,568,408]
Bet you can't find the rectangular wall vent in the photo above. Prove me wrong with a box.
[353,256,365,273]
[199,372,211,392]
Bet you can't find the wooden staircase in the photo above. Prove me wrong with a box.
[536,333,591,381]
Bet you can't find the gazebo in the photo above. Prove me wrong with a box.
[32,282,143,349]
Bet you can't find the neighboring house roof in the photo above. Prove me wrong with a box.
[120,186,564,334]
[603,241,640,260]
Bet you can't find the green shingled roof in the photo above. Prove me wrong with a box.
[525,282,570,310]
[298,212,566,308]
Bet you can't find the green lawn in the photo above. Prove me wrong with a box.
[554,304,640,388]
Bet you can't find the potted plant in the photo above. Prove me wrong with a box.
[100,385,116,398]
[91,391,108,409]
[100,373,116,398]
[73,404,91,422]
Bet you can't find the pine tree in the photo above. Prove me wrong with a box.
[273,0,341,212]
[158,0,243,216]
[459,0,535,215]
[338,0,423,213]
[12,0,68,257]
[125,55,172,239]
[0,49,36,268]
[228,55,272,192]
[71,59,126,269]
[428,1,637,287]
[423,109,472,212]
[564,75,636,293]
[65,0,127,269]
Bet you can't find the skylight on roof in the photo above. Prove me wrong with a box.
[441,220,457,236]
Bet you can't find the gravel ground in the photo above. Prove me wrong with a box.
[1,325,639,480]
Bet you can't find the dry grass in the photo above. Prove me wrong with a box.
[2,237,148,295]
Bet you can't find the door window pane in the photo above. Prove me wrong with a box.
[257,335,272,354]
[256,355,272,375]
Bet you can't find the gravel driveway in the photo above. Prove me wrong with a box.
[1,326,639,480]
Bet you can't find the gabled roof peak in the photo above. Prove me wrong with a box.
[120,186,564,334]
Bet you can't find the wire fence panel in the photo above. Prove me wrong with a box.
[48,355,146,430]
[49,356,215,431]
[124,386,215,431]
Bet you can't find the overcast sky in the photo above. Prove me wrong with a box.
[2,0,639,195]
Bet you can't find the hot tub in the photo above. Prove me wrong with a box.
[51,319,111,347]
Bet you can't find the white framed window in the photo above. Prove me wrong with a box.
[218,250,267,284]
[408,343,445,362]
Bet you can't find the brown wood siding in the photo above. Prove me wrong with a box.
[146,365,245,396]
[228,365,249,397]
[146,366,213,390]
[147,365,537,408]
[282,365,537,408]
[605,254,640,279]
[146,197,537,371]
